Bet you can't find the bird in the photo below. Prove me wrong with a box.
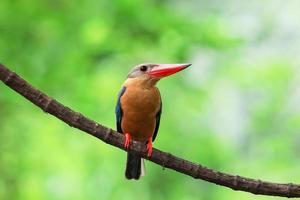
[115,63,191,180]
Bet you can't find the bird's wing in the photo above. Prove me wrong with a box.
[152,99,162,142]
[115,86,126,133]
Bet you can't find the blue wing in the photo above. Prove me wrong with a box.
[152,99,162,142]
[115,86,126,133]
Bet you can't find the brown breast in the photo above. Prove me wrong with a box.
[121,85,161,142]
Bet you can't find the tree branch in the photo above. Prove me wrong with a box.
[0,63,299,198]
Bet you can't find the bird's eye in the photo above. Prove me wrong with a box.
[140,65,147,72]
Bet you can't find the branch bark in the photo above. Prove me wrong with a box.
[0,63,299,198]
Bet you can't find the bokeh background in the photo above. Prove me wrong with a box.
[1,0,300,199]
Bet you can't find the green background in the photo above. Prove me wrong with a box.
[1,0,300,199]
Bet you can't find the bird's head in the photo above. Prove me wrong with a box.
[126,63,191,87]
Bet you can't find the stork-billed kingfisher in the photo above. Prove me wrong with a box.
[115,63,191,180]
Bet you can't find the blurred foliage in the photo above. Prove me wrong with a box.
[1,0,300,199]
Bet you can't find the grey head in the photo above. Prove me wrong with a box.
[127,63,158,78]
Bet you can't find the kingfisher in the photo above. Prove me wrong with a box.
[115,63,191,180]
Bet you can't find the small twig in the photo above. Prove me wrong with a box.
[0,63,299,198]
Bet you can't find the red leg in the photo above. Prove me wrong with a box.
[147,137,153,157]
[124,133,131,149]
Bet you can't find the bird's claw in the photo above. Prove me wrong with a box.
[124,133,131,149]
[147,138,153,157]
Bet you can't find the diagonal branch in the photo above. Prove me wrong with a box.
[0,63,299,198]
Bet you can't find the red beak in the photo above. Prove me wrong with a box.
[148,63,191,78]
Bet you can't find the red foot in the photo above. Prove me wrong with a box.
[147,137,153,157]
[124,133,131,149]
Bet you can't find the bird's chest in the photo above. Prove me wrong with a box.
[122,87,160,118]
[120,87,161,140]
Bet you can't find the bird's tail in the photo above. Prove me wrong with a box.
[125,152,146,180]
